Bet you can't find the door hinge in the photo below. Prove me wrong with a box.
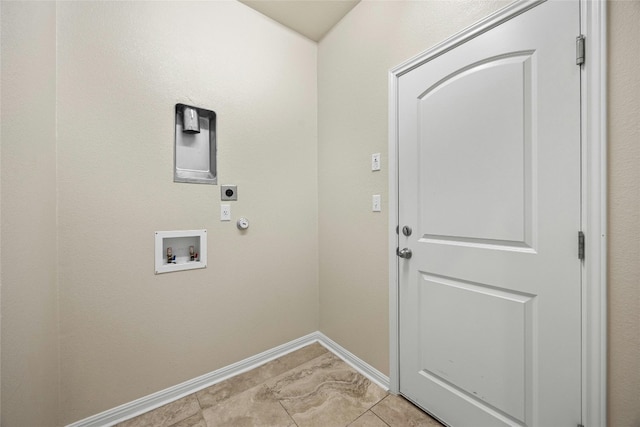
[578,231,585,260]
[576,35,585,65]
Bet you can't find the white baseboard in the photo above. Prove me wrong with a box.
[314,332,389,391]
[67,331,389,427]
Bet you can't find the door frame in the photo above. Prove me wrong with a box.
[387,1,607,425]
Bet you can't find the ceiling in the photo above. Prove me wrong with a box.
[239,0,361,42]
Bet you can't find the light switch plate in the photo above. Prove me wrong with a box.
[372,153,381,171]
[372,195,381,212]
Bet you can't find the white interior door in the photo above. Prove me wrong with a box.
[398,2,582,426]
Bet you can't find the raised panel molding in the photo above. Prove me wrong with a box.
[418,52,536,249]
[417,273,535,424]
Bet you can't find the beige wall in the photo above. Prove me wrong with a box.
[56,1,318,424]
[607,1,640,426]
[318,0,509,377]
[318,0,640,424]
[1,0,638,425]
[0,2,60,426]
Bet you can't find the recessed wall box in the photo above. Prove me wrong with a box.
[174,104,217,185]
[155,229,207,274]
[221,185,237,201]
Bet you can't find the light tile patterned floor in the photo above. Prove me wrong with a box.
[116,343,443,427]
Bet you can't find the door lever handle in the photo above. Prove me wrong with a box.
[396,247,412,259]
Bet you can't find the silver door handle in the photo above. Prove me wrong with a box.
[396,248,412,259]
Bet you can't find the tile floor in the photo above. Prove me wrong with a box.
[116,343,443,427]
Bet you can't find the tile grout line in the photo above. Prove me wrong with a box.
[365,392,389,413]
[348,410,391,427]
[191,391,207,427]
[368,395,393,427]
[278,400,300,427]
[376,411,392,427]
[194,389,205,412]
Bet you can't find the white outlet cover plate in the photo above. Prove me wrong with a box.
[221,204,231,221]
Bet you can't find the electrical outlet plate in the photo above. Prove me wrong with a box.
[221,204,231,221]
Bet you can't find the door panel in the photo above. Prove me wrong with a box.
[419,53,535,246]
[398,2,581,426]
[418,273,534,422]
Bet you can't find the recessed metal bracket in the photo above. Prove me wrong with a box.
[174,104,217,185]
